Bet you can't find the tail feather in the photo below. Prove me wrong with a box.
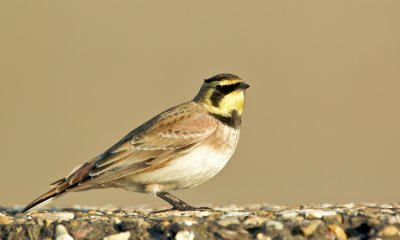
[23,161,94,214]
[23,188,66,213]
[49,178,65,188]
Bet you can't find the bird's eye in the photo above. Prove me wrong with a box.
[216,85,222,91]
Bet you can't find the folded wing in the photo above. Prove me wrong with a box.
[23,102,217,213]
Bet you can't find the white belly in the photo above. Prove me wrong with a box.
[119,125,240,193]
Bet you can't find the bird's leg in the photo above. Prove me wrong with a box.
[153,191,212,213]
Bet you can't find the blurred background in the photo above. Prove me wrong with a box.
[1,1,399,209]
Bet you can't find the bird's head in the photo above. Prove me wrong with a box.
[194,73,250,118]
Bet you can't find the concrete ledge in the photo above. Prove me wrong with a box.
[1,203,400,239]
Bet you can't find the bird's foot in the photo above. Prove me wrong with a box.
[152,191,213,213]
[172,203,213,211]
[151,206,213,213]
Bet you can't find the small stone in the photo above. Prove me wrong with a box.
[71,227,93,239]
[189,211,210,217]
[216,229,240,239]
[31,212,75,222]
[174,217,197,227]
[225,211,251,217]
[380,203,394,209]
[363,207,381,216]
[364,202,378,208]
[324,214,343,225]
[113,218,121,224]
[87,210,102,215]
[279,210,299,219]
[368,217,381,227]
[175,230,195,240]
[217,217,240,227]
[300,221,321,236]
[264,220,284,231]
[55,225,74,240]
[380,225,399,237]
[0,215,13,225]
[328,224,347,240]
[103,231,131,240]
[381,209,395,214]
[256,210,273,217]
[243,216,268,227]
[182,220,196,226]
[302,209,337,219]
[160,220,170,228]
[119,218,150,232]
[389,215,400,224]
[256,233,271,240]
[293,216,305,222]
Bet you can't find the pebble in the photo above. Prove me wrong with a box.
[88,210,103,215]
[243,216,268,227]
[217,217,240,227]
[380,225,399,237]
[381,209,395,214]
[256,233,272,240]
[189,211,210,217]
[181,220,196,226]
[216,229,242,239]
[301,209,337,219]
[103,231,131,240]
[324,214,343,224]
[389,215,400,224]
[224,211,251,217]
[264,220,284,231]
[279,210,299,219]
[0,215,13,225]
[328,224,347,240]
[31,212,75,222]
[380,203,394,209]
[175,230,195,240]
[55,225,74,240]
[70,227,93,239]
[300,221,321,236]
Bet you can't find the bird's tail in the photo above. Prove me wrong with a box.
[23,161,94,214]
[23,187,66,214]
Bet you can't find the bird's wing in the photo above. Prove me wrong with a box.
[24,102,217,213]
[65,102,218,191]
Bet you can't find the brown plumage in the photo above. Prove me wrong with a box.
[24,73,249,213]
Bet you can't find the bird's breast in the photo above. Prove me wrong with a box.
[131,124,241,192]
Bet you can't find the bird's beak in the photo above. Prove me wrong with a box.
[239,82,250,90]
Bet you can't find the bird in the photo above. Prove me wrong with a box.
[23,73,250,213]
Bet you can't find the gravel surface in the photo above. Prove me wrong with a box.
[1,203,400,239]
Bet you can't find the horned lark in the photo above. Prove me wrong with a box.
[24,73,250,213]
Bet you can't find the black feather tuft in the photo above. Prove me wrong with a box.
[209,110,241,129]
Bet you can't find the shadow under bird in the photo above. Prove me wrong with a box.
[24,73,250,213]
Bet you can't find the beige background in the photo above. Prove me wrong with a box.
[1,1,399,209]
